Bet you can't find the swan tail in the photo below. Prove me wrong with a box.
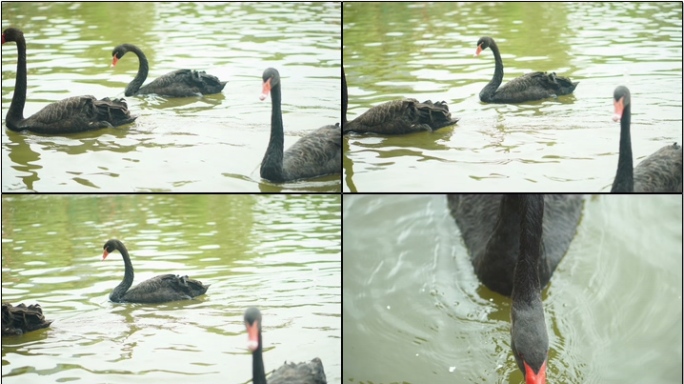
[547,72,578,95]
[194,70,227,94]
[2,303,52,336]
[93,97,138,126]
[415,100,461,130]
[179,275,210,297]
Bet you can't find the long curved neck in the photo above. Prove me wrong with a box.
[512,195,544,303]
[122,44,149,97]
[481,39,504,100]
[7,34,28,125]
[252,330,267,384]
[611,103,634,192]
[261,81,285,181]
[342,68,348,125]
[110,242,134,302]
[482,195,522,266]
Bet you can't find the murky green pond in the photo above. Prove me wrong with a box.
[2,2,341,192]
[343,2,682,192]
[2,194,341,383]
[343,195,682,383]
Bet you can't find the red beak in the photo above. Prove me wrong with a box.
[259,78,272,101]
[475,43,483,56]
[245,321,259,351]
[102,250,110,261]
[524,360,546,384]
[111,56,119,67]
[612,96,624,122]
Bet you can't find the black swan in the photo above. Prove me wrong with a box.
[342,67,459,134]
[447,194,582,296]
[244,307,327,384]
[448,195,581,384]
[2,28,136,134]
[610,86,683,192]
[475,36,578,104]
[111,44,227,97]
[101,239,209,303]
[2,302,52,336]
[259,67,341,182]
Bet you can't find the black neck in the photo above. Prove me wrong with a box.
[260,80,285,181]
[110,241,134,302]
[7,33,28,125]
[512,195,544,303]
[611,103,634,192]
[481,39,504,100]
[252,330,267,384]
[472,195,524,295]
[122,44,149,97]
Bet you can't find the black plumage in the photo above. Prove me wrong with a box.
[610,86,683,192]
[2,303,52,336]
[475,36,578,104]
[102,239,209,304]
[244,307,327,384]
[2,27,136,134]
[112,44,227,97]
[259,68,341,182]
[342,67,459,134]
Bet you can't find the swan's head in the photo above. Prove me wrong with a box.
[475,36,494,57]
[612,85,631,122]
[102,239,123,261]
[510,298,549,384]
[244,307,262,352]
[2,27,24,45]
[260,68,281,101]
[111,45,130,67]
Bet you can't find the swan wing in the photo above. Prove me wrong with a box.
[138,69,226,97]
[269,357,327,384]
[16,96,136,133]
[344,98,458,134]
[122,274,208,303]
[633,143,683,192]
[490,72,578,103]
[282,124,341,180]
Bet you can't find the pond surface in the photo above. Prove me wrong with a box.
[1,194,341,384]
[343,2,682,192]
[2,2,341,192]
[343,195,682,383]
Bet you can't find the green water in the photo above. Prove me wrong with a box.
[2,2,341,192]
[343,2,682,192]
[343,195,682,383]
[2,194,341,383]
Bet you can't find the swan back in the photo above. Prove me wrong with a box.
[447,194,583,296]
